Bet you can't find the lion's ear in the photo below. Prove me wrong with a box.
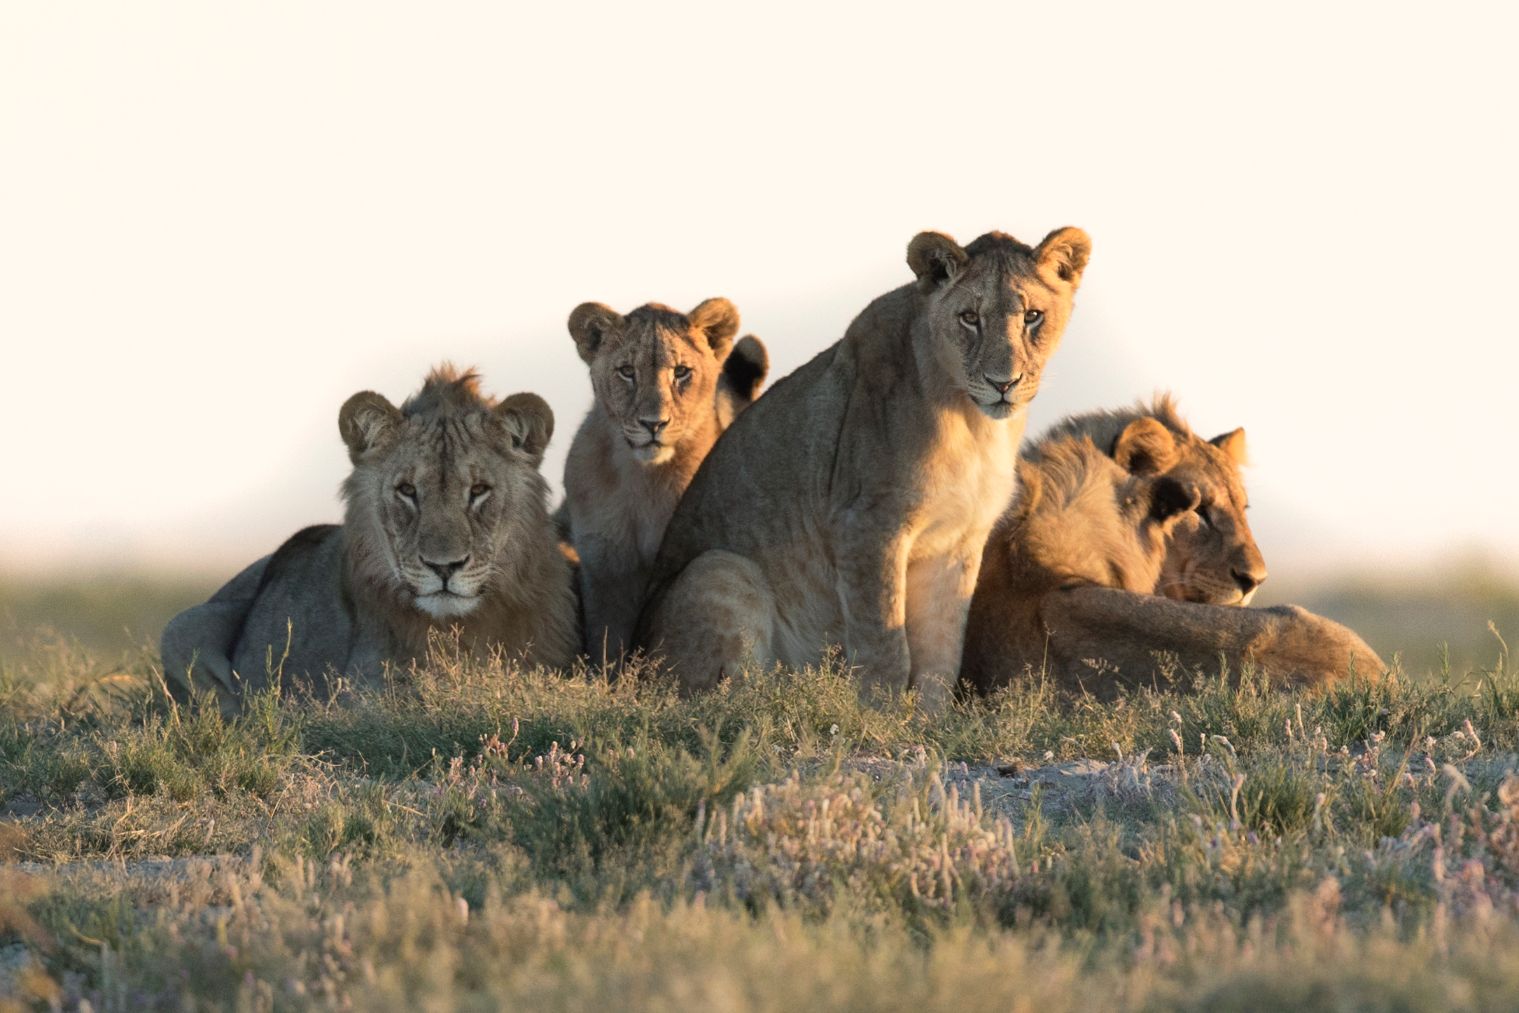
[1209,427,1249,466]
[1034,227,1092,287]
[1112,417,1179,475]
[907,231,969,291]
[496,392,554,465]
[339,391,402,463]
[568,303,623,364]
[1149,475,1201,523]
[688,297,740,358]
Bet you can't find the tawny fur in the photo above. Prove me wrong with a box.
[160,365,577,712]
[961,414,1385,697]
[561,299,768,662]
[1039,393,1267,605]
[636,227,1092,710]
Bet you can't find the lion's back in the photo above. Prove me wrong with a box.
[230,524,358,691]
[650,343,848,581]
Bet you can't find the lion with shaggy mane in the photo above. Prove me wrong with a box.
[1037,393,1268,606]
[160,366,577,711]
[961,404,1384,696]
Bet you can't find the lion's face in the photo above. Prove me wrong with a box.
[1155,429,1267,606]
[907,229,1090,420]
[569,299,740,465]
[1111,417,1266,606]
[339,375,555,620]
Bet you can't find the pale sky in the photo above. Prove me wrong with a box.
[2,2,1516,581]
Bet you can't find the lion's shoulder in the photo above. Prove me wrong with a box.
[253,524,344,601]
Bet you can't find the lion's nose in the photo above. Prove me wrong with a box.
[639,418,670,439]
[1232,566,1266,595]
[423,556,470,586]
[986,373,1023,395]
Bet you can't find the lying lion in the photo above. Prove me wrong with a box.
[1035,393,1267,606]
[562,298,768,662]
[637,227,1092,709]
[961,406,1385,696]
[160,366,578,711]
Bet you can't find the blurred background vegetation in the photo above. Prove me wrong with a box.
[3,560,1514,681]
[0,572,213,669]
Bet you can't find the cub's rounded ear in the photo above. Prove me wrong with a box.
[338,391,402,463]
[907,231,969,291]
[1150,475,1202,523]
[1034,226,1092,287]
[568,303,623,364]
[1112,417,1179,475]
[495,392,554,465]
[688,297,741,358]
[1209,427,1249,466]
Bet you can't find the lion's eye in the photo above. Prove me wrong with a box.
[396,482,417,501]
[469,482,491,500]
[673,365,692,381]
[617,365,635,381]
[1024,309,1044,327]
[958,309,980,327]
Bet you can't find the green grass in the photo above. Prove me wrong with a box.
[4,607,1519,1007]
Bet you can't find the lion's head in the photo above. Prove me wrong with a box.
[1046,395,1268,606]
[338,365,556,620]
[1014,433,1201,593]
[905,228,1091,420]
[568,298,742,465]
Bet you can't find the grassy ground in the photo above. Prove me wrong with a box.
[3,614,1519,1011]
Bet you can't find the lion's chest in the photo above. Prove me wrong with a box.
[909,415,1022,559]
[607,469,684,568]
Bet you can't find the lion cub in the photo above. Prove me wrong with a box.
[562,298,768,662]
[638,228,1093,709]
[961,412,1385,696]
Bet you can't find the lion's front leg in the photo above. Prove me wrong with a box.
[576,535,647,666]
[834,522,911,699]
[1254,604,1387,687]
[904,544,982,711]
[160,554,270,715]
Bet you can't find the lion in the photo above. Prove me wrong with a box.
[635,227,1092,709]
[160,366,578,712]
[560,298,769,661]
[960,419,1385,697]
[1036,393,1267,605]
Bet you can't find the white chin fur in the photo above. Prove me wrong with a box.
[632,444,676,465]
[415,593,481,619]
[976,400,1018,421]
[1237,589,1257,607]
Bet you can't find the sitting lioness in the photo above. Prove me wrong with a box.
[561,298,769,661]
[961,414,1385,696]
[1035,393,1267,605]
[636,228,1092,709]
[160,366,578,711]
